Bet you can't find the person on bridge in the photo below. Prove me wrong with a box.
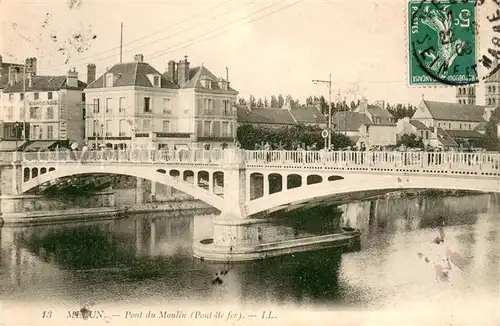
[81,143,89,163]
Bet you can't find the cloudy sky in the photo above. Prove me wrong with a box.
[1,0,497,106]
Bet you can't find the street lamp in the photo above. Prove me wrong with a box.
[312,73,332,149]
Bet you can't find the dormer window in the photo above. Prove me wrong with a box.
[153,76,160,87]
[201,76,211,89]
[218,78,228,91]
[106,74,114,87]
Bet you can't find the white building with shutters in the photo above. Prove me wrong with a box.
[84,54,238,150]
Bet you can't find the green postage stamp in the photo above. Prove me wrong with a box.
[408,0,478,86]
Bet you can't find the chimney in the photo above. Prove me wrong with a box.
[358,97,368,113]
[167,60,177,83]
[134,54,144,62]
[27,73,32,88]
[87,63,96,85]
[8,66,20,86]
[177,56,190,86]
[25,57,37,75]
[66,67,78,88]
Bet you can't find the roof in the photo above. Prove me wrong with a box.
[422,100,488,122]
[0,140,27,151]
[289,106,326,124]
[436,128,458,147]
[474,121,487,131]
[348,135,361,144]
[87,62,178,89]
[409,119,429,130]
[332,111,373,131]
[236,106,296,125]
[445,129,484,139]
[23,140,59,152]
[3,75,86,92]
[181,66,237,92]
[366,104,394,118]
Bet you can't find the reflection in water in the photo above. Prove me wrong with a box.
[0,193,498,311]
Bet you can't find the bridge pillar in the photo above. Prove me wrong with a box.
[0,153,24,219]
[135,177,144,204]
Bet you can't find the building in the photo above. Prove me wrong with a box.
[236,98,326,129]
[84,54,238,150]
[1,68,87,151]
[456,85,476,105]
[0,56,38,151]
[411,97,492,146]
[484,64,500,106]
[396,117,431,143]
[333,100,397,148]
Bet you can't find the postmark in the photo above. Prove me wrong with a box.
[408,0,478,85]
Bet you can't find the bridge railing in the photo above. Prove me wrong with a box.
[21,148,245,165]
[245,150,500,173]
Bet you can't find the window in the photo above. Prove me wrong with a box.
[32,125,41,140]
[425,131,429,139]
[46,107,54,119]
[222,121,230,137]
[93,98,100,113]
[93,120,99,136]
[162,120,170,132]
[106,74,113,87]
[438,122,441,127]
[223,100,229,115]
[163,98,171,114]
[106,98,113,113]
[8,94,13,101]
[153,76,160,87]
[469,124,471,130]
[142,119,151,131]
[34,92,39,100]
[204,99,213,114]
[82,93,86,102]
[119,97,126,113]
[119,120,127,136]
[105,120,112,136]
[7,107,13,119]
[494,86,497,93]
[459,123,462,129]
[29,107,40,119]
[448,123,451,129]
[203,121,211,136]
[144,97,151,113]
[47,92,53,100]
[20,93,24,100]
[47,125,53,139]
[494,98,497,104]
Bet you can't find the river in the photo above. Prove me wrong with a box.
[0,193,498,324]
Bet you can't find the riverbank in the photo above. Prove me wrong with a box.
[0,200,218,227]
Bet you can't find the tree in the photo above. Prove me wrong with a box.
[350,100,357,110]
[238,97,246,105]
[248,95,257,109]
[270,95,278,108]
[480,107,500,151]
[257,98,264,108]
[319,96,327,114]
[277,94,284,108]
[397,133,424,149]
[264,97,269,108]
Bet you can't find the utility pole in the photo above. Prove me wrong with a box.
[312,73,332,148]
[22,64,27,142]
[120,23,123,63]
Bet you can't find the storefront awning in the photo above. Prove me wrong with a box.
[0,140,27,152]
[23,140,58,152]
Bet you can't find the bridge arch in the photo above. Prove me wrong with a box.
[21,165,225,211]
[246,173,500,217]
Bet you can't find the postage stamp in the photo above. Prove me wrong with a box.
[408,0,478,86]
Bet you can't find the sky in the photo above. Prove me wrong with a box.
[1,0,498,106]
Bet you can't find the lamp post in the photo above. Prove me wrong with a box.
[312,73,332,149]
